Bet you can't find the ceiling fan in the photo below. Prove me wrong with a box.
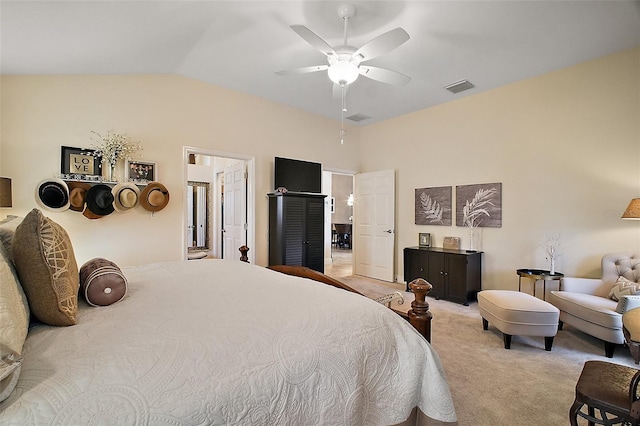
[276,3,411,95]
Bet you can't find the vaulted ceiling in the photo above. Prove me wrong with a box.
[1,1,639,125]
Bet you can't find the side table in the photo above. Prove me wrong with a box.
[517,269,564,300]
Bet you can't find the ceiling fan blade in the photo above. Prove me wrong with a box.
[290,25,336,57]
[332,83,349,99]
[275,65,328,76]
[359,65,411,86]
[353,28,410,62]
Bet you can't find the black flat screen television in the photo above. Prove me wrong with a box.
[274,157,322,193]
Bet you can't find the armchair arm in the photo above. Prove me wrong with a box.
[617,295,640,314]
[560,277,605,294]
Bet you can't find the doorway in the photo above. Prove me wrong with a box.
[183,147,255,264]
[325,172,354,278]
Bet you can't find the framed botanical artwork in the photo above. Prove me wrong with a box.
[126,160,157,184]
[456,182,502,228]
[415,186,452,225]
[60,146,102,179]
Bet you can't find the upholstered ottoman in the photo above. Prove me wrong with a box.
[478,290,560,351]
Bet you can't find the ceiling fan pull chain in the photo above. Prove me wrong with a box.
[341,84,346,145]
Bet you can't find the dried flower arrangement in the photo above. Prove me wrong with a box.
[90,131,143,180]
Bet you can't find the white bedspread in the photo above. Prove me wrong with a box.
[0,260,456,425]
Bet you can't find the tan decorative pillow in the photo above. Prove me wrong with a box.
[0,243,28,402]
[12,209,79,326]
[609,276,640,302]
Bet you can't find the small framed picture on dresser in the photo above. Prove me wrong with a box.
[419,233,431,247]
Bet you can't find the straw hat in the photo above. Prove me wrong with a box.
[67,182,92,212]
[35,178,70,212]
[140,182,170,212]
[85,184,115,217]
[112,182,140,213]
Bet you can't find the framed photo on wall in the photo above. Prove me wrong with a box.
[126,160,157,184]
[60,146,102,178]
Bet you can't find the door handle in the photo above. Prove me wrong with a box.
[384,229,394,234]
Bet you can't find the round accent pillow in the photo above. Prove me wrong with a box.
[79,258,127,306]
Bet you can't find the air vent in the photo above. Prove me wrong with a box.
[444,80,475,94]
[345,113,371,123]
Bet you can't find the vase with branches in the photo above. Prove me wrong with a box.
[542,233,561,274]
[462,188,497,251]
[90,130,142,181]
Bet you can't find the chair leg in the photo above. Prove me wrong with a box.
[604,341,616,358]
[482,318,488,330]
[568,399,582,426]
[503,333,512,349]
[629,341,640,364]
[545,336,554,351]
[558,320,563,331]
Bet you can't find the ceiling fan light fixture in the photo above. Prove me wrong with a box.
[328,60,359,85]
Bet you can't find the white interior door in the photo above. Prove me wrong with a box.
[222,161,247,261]
[353,169,395,282]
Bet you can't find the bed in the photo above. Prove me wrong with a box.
[0,210,457,425]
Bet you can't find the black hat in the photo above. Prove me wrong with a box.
[35,178,70,212]
[85,184,115,216]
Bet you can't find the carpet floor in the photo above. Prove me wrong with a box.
[339,274,638,426]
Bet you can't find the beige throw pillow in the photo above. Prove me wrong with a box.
[0,243,28,402]
[609,276,640,302]
[12,209,79,326]
[0,215,23,264]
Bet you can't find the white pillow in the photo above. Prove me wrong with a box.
[609,276,640,302]
[0,215,22,263]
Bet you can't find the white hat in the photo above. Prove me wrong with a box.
[35,178,70,212]
[112,182,140,213]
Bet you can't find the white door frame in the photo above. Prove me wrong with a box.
[183,146,256,264]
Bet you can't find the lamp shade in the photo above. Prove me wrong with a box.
[0,177,12,208]
[328,61,359,85]
[622,198,640,220]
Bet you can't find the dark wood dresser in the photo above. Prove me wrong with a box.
[403,246,482,305]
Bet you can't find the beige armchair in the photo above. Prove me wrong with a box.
[548,253,640,358]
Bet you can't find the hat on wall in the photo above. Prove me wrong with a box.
[35,178,70,212]
[85,184,115,217]
[112,182,140,213]
[67,182,92,212]
[140,182,170,212]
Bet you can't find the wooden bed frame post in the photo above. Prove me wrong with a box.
[239,245,249,262]
[408,278,433,343]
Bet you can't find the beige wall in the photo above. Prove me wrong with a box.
[357,48,640,289]
[0,75,360,266]
[1,48,638,289]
